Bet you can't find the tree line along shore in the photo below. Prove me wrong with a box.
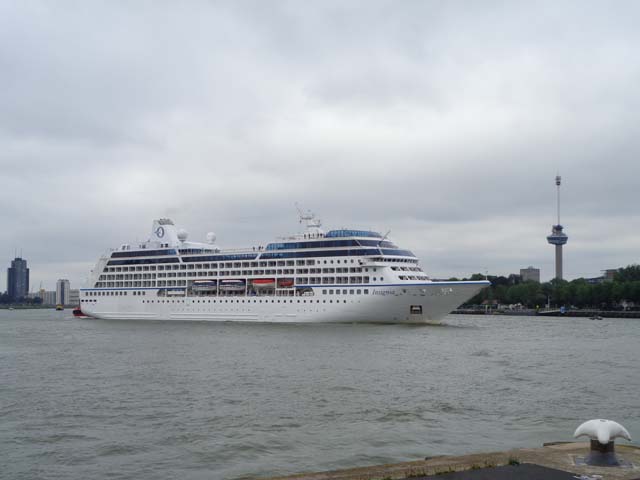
[459,265,640,312]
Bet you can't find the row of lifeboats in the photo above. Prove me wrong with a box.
[191,278,294,292]
[252,278,294,288]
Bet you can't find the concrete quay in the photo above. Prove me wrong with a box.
[268,442,640,480]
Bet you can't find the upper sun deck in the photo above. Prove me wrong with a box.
[104,217,416,265]
[265,232,397,251]
[326,229,382,238]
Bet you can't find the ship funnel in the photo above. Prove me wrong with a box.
[151,218,180,246]
[574,419,631,466]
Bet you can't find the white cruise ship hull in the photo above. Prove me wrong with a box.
[80,281,488,324]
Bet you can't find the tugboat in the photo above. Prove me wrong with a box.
[72,306,88,318]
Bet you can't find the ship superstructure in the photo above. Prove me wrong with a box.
[79,215,489,323]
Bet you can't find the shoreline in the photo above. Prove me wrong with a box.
[0,305,65,310]
[268,442,640,480]
[454,308,640,318]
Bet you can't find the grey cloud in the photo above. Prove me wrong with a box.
[1,1,640,290]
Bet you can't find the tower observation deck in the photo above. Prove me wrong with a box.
[546,175,568,280]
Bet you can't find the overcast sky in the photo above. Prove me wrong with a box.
[1,1,639,291]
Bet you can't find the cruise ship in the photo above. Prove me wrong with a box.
[79,214,489,323]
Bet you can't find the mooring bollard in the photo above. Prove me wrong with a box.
[573,419,632,466]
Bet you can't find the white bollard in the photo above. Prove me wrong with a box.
[574,419,632,466]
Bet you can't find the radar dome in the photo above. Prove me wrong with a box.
[177,229,188,242]
[206,232,217,244]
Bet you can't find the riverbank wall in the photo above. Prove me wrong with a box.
[453,308,640,318]
[269,442,640,480]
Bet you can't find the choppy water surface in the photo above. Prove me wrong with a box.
[1,310,638,479]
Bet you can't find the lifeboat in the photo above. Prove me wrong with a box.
[252,278,275,288]
[191,280,217,292]
[277,279,294,288]
[219,279,246,291]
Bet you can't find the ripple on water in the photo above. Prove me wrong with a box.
[470,349,491,357]
[1,311,639,480]
[96,443,149,457]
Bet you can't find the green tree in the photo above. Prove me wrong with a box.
[614,265,640,282]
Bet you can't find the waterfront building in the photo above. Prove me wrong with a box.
[41,290,57,306]
[25,288,44,302]
[585,269,618,285]
[6,257,29,301]
[68,289,80,307]
[546,175,568,280]
[520,266,540,283]
[56,279,70,306]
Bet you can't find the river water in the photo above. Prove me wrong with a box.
[1,310,638,479]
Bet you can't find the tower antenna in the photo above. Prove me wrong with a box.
[556,174,561,225]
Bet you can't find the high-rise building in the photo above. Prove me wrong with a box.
[7,257,29,301]
[546,175,568,280]
[520,266,541,283]
[41,290,57,306]
[56,279,71,306]
[68,289,80,307]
